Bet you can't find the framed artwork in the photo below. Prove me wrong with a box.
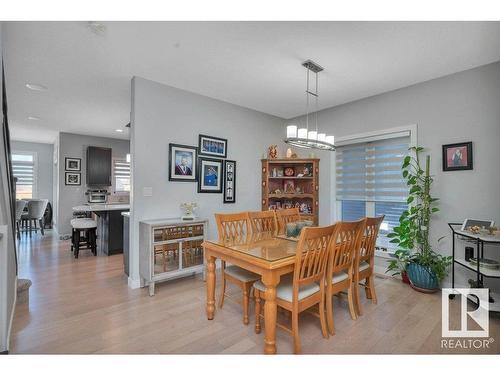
[65,157,81,171]
[198,134,227,158]
[442,142,473,171]
[65,172,81,186]
[169,143,198,182]
[223,160,236,203]
[198,157,223,193]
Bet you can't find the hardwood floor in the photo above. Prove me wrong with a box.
[10,231,500,354]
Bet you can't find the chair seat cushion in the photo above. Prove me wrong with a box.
[224,265,260,283]
[332,271,349,284]
[254,274,320,303]
[359,261,370,272]
[71,218,97,229]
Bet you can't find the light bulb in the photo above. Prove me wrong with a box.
[286,125,297,138]
[297,128,308,139]
[326,135,335,145]
[308,131,318,140]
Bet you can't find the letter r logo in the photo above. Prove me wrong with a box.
[442,288,489,337]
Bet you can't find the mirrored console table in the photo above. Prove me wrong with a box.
[139,217,207,296]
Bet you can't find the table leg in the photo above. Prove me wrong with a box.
[206,255,216,320]
[262,272,279,354]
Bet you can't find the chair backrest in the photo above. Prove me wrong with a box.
[358,216,385,264]
[27,199,49,220]
[214,212,251,243]
[329,219,366,276]
[292,224,337,299]
[15,200,27,221]
[248,210,277,235]
[276,207,301,234]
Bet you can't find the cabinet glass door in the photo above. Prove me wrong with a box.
[153,243,179,274]
[181,239,204,269]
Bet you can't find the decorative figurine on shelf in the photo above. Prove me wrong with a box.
[268,145,278,159]
[284,180,295,193]
[300,202,308,213]
[303,166,310,176]
[295,186,302,194]
[286,148,293,158]
[272,168,278,177]
[180,202,198,221]
[284,167,295,176]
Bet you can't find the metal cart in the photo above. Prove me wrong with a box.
[448,223,500,313]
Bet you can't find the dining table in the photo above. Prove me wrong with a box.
[203,233,299,354]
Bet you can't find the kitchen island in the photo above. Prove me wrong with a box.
[72,204,130,256]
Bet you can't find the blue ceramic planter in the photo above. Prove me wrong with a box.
[406,262,439,290]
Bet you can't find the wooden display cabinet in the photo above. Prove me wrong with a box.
[261,158,319,225]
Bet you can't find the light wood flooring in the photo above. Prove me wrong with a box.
[10,231,500,354]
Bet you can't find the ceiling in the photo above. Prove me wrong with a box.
[4,21,500,143]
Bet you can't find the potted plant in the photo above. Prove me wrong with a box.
[386,249,411,284]
[386,146,452,292]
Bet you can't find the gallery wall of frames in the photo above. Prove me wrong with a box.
[168,134,236,203]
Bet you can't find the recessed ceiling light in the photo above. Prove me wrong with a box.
[115,129,124,133]
[27,116,42,121]
[26,83,48,91]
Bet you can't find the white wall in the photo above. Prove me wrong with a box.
[129,76,284,286]
[292,61,500,287]
[56,132,130,236]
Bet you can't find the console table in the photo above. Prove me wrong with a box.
[139,218,207,296]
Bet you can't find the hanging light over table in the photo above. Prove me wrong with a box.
[284,60,335,151]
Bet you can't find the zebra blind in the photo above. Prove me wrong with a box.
[113,159,130,193]
[12,152,36,199]
[336,136,409,202]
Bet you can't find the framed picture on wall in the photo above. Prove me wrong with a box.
[65,157,81,171]
[197,157,223,193]
[198,134,227,158]
[442,141,473,171]
[65,172,81,186]
[223,160,236,203]
[168,143,198,182]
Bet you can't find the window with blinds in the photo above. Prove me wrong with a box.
[336,137,409,202]
[12,152,37,199]
[336,136,410,246]
[113,159,130,193]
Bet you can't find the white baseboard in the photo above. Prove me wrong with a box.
[128,277,141,289]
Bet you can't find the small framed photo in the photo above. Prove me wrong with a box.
[223,160,236,203]
[442,142,473,171]
[198,134,227,158]
[198,157,223,193]
[169,144,198,182]
[65,172,81,186]
[65,157,81,171]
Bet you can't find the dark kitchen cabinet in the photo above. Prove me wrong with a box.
[87,146,112,186]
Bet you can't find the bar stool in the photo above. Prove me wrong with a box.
[71,218,97,258]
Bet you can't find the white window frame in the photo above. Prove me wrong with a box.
[331,124,417,254]
[12,150,38,199]
[112,157,130,195]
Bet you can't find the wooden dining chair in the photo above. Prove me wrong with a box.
[215,212,260,325]
[276,207,301,234]
[253,224,336,354]
[248,210,278,235]
[326,218,366,336]
[353,215,384,316]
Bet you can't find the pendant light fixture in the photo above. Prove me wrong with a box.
[284,60,335,151]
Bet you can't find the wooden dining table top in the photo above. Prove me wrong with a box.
[203,233,299,264]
